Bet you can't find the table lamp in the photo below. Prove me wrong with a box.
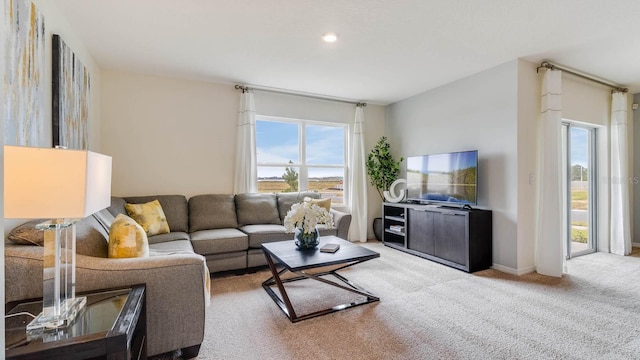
[4,145,112,332]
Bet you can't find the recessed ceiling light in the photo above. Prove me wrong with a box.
[322,32,338,43]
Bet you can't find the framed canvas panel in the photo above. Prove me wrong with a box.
[3,0,46,146]
[52,34,90,150]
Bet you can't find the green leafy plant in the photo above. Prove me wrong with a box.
[282,160,299,192]
[571,228,588,243]
[366,136,403,200]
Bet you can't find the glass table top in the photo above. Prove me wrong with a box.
[5,288,131,350]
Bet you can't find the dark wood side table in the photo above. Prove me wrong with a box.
[5,284,147,360]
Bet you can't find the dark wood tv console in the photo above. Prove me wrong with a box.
[382,202,492,272]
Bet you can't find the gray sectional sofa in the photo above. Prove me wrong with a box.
[112,191,351,272]
[4,191,351,357]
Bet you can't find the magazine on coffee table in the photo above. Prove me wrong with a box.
[320,243,340,253]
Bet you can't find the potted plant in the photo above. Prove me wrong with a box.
[366,136,403,240]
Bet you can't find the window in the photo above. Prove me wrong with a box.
[562,122,598,258]
[256,116,347,205]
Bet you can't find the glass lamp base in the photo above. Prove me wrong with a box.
[26,296,87,333]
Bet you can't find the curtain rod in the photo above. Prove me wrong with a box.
[234,84,367,107]
[537,61,628,93]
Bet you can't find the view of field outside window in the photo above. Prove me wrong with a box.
[569,127,591,255]
[256,118,346,205]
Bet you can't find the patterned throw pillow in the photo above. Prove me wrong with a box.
[108,214,149,258]
[124,199,170,236]
[7,219,46,246]
[310,198,331,212]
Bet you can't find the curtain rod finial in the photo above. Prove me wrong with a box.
[235,85,250,93]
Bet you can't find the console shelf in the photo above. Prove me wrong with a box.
[384,215,405,222]
[382,202,492,273]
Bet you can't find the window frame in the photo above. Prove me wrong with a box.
[562,120,598,259]
[255,115,349,209]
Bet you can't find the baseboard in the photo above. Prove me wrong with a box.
[491,263,535,276]
[633,242,640,248]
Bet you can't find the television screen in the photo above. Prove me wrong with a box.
[406,150,478,205]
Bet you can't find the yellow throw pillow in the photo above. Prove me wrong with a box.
[108,214,149,258]
[310,198,331,212]
[125,199,170,236]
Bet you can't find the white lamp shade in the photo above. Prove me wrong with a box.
[4,145,112,219]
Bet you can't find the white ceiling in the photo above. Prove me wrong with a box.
[54,0,640,105]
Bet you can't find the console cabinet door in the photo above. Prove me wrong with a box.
[407,209,435,255]
[434,212,468,266]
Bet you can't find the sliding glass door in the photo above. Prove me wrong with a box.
[562,123,597,258]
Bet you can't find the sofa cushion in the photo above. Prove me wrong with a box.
[204,252,247,273]
[235,193,281,226]
[108,214,149,258]
[125,199,171,236]
[247,248,269,268]
[123,195,189,233]
[189,194,238,231]
[76,216,109,258]
[190,228,248,255]
[148,231,190,245]
[276,192,320,223]
[7,217,109,259]
[149,240,194,254]
[239,224,289,248]
[7,219,46,246]
[107,197,127,217]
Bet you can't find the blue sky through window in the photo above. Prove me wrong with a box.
[256,119,345,179]
[306,125,344,165]
[256,121,298,164]
[571,127,588,168]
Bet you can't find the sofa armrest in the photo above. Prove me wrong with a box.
[330,208,352,240]
[76,254,207,356]
[5,246,207,357]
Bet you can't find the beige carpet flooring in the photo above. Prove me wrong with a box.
[153,242,640,360]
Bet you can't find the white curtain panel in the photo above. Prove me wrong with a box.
[610,92,631,255]
[233,91,257,194]
[348,106,368,242]
[535,69,564,277]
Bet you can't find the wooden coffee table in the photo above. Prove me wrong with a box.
[261,236,380,322]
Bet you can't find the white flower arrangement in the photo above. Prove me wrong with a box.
[283,197,335,234]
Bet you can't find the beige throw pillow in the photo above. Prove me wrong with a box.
[125,199,170,236]
[108,214,149,258]
[310,198,331,212]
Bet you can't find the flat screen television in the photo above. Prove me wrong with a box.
[406,150,478,205]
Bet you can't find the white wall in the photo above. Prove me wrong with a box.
[386,60,520,271]
[516,59,540,273]
[101,71,386,238]
[101,71,238,197]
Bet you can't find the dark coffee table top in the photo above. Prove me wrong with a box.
[261,236,380,271]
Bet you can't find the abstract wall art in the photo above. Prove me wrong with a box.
[53,34,90,150]
[3,0,46,146]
